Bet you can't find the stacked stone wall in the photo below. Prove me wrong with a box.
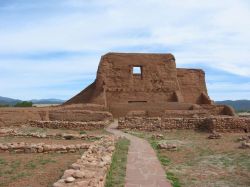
[29,120,112,130]
[118,117,250,132]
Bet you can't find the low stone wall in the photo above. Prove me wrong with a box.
[201,117,250,132]
[53,136,115,187]
[118,116,250,132]
[0,142,90,153]
[29,120,112,130]
[49,110,112,122]
[0,128,104,140]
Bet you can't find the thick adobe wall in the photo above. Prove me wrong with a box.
[177,68,212,104]
[0,107,49,127]
[0,104,113,127]
[63,52,235,117]
[96,53,184,116]
[64,81,105,105]
[98,53,180,104]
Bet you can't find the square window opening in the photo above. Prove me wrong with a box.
[133,66,142,74]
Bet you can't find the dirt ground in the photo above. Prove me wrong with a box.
[0,126,110,187]
[0,152,81,187]
[129,130,250,187]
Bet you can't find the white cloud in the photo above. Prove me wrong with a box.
[0,0,249,99]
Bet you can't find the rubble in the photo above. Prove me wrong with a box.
[0,142,90,153]
[157,143,177,151]
[52,136,115,187]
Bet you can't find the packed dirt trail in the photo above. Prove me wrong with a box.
[106,120,172,187]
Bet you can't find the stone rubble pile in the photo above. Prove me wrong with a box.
[239,141,250,149]
[0,142,90,153]
[151,133,164,140]
[53,136,115,187]
[118,116,250,132]
[238,134,250,149]
[207,132,222,139]
[0,128,104,140]
[157,143,177,151]
[29,120,112,130]
[237,135,250,141]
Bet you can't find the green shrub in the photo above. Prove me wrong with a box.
[0,104,9,107]
[79,131,86,135]
[14,101,33,107]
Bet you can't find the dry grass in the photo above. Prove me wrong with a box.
[129,130,250,187]
[105,138,130,187]
[0,153,81,187]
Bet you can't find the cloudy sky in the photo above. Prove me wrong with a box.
[0,0,249,101]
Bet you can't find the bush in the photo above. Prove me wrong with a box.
[0,104,9,107]
[14,101,33,107]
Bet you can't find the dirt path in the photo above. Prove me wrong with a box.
[107,120,172,187]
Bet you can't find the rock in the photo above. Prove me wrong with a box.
[52,179,65,187]
[87,157,95,162]
[72,170,85,178]
[101,156,111,164]
[70,163,81,170]
[208,133,222,139]
[75,181,89,186]
[85,171,95,179]
[63,134,75,140]
[239,141,250,149]
[157,143,177,151]
[152,133,164,139]
[40,134,47,138]
[107,146,115,153]
[237,135,250,141]
[62,169,75,179]
[65,177,75,183]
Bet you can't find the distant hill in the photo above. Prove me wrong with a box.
[216,100,250,111]
[0,96,22,105]
[0,96,65,105]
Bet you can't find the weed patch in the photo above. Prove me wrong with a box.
[105,138,130,187]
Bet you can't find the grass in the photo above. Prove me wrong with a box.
[105,138,130,187]
[166,172,181,187]
[79,130,86,134]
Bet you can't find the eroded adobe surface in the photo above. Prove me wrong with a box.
[65,52,235,117]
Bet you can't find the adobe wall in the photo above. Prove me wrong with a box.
[118,116,250,132]
[0,104,113,127]
[0,107,49,127]
[64,52,229,117]
[49,110,112,122]
[177,68,212,104]
[99,53,180,106]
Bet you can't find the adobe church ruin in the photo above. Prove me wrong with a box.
[65,52,235,117]
[0,52,249,133]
